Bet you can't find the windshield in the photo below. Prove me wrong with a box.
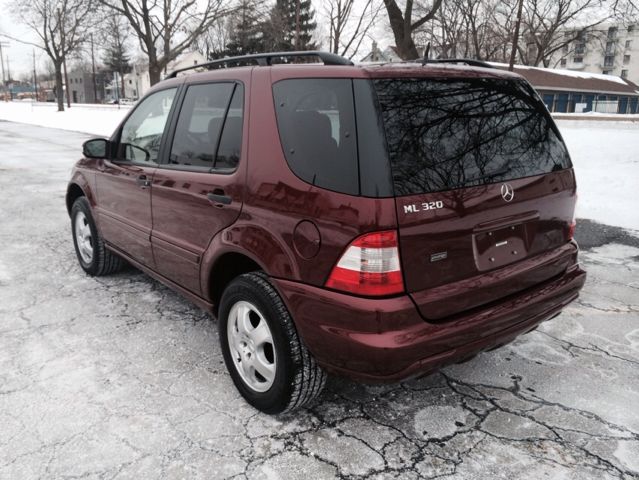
[373,77,572,196]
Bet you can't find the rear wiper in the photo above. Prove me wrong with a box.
[466,166,511,184]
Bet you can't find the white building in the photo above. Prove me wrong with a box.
[120,51,208,100]
[550,23,639,86]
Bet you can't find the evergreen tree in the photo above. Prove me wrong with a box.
[264,0,317,52]
[102,15,131,99]
[224,0,265,56]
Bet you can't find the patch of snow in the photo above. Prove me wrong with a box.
[489,62,630,85]
[556,119,639,231]
[0,101,130,136]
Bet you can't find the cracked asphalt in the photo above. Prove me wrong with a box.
[1,121,638,479]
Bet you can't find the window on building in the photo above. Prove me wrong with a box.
[629,25,635,33]
[560,58,567,67]
[573,56,583,63]
[622,69,629,78]
[606,41,615,54]
[603,70,612,75]
[575,43,585,55]
[624,54,631,64]
[604,55,615,67]
[608,26,618,39]
[626,40,633,49]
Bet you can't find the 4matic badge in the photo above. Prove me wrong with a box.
[403,201,444,214]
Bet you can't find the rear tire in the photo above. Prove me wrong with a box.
[219,272,326,414]
[71,196,124,276]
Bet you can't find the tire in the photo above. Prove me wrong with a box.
[71,196,124,276]
[218,272,327,414]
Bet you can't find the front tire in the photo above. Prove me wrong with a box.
[71,197,124,276]
[219,272,326,414]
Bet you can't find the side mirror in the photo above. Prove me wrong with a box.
[82,138,108,158]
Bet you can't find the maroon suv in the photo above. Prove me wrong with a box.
[67,52,586,414]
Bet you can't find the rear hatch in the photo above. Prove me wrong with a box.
[372,75,577,320]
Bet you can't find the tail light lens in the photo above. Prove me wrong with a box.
[325,230,404,296]
[568,220,576,240]
[568,193,577,240]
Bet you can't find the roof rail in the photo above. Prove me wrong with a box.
[167,51,354,79]
[412,58,494,69]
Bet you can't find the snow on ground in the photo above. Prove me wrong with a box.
[557,119,639,232]
[0,101,130,136]
[0,101,638,231]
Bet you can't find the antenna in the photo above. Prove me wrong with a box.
[421,42,431,66]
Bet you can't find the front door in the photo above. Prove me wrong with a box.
[151,81,246,294]
[95,87,178,269]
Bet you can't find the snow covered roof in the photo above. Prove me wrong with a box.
[490,62,639,96]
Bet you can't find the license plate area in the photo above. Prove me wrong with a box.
[473,223,530,271]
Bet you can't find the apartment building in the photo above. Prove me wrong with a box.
[551,23,639,86]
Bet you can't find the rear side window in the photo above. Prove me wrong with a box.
[373,78,572,196]
[169,82,237,169]
[273,79,359,195]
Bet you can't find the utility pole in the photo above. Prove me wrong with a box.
[33,49,38,101]
[0,41,7,102]
[509,0,524,71]
[90,33,97,103]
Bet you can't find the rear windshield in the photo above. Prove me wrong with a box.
[373,77,572,196]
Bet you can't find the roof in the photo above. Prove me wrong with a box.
[490,62,639,96]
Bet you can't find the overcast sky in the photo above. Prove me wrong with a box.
[0,0,391,80]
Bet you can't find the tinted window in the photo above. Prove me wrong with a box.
[273,79,359,195]
[169,83,235,168]
[216,85,244,170]
[120,88,176,163]
[373,78,572,196]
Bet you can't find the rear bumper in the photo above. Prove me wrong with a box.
[272,262,586,383]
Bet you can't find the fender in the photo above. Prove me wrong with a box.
[66,162,98,214]
[200,218,300,302]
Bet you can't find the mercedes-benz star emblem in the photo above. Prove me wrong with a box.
[501,183,515,202]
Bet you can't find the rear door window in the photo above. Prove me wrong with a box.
[168,82,236,169]
[373,78,572,196]
[272,79,359,195]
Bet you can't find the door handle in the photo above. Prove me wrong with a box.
[207,189,232,205]
[136,174,151,188]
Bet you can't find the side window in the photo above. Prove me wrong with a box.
[272,79,359,195]
[215,85,244,170]
[169,83,235,168]
[119,88,176,164]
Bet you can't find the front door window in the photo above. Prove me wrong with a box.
[119,88,177,164]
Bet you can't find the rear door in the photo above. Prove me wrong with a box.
[96,87,178,268]
[372,76,576,320]
[150,81,246,294]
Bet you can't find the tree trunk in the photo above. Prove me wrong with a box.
[120,69,126,100]
[149,64,161,86]
[55,62,64,112]
[63,56,71,107]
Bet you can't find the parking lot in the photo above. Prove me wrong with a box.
[1,121,638,479]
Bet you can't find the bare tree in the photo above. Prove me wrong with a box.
[324,0,383,60]
[520,0,609,67]
[383,0,444,59]
[9,0,94,111]
[99,0,234,85]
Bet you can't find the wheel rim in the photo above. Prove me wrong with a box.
[227,300,277,393]
[74,211,93,264]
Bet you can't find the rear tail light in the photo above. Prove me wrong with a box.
[568,220,576,240]
[325,230,404,296]
[568,193,577,240]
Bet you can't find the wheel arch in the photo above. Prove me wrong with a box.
[206,251,263,316]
